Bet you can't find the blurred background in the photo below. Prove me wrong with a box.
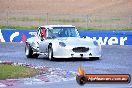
[0,0,132,30]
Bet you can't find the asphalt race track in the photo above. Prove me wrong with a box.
[0,43,132,88]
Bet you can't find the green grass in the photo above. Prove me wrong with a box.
[0,25,37,30]
[0,16,131,30]
[0,64,41,80]
[8,17,122,23]
[49,18,85,23]
[77,27,132,31]
[0,25,132,31]
[111,18,121,21]
[88,18,121,23]
[10,17,45,22]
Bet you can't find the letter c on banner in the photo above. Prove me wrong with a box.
[10,32,19,42]
[10,32,26,43]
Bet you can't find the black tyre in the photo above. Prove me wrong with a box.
[25,44,39,58]
[48,45,54,61]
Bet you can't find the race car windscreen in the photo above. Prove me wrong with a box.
[47,27,79,38]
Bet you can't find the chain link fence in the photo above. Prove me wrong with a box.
[0,11,132,30]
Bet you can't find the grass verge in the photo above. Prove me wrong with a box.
[77,27,132,31]
[0,64,41,80]
[0,25,132,31]
[0,25,37,30]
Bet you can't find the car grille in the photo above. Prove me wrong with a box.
[72,47,89,52]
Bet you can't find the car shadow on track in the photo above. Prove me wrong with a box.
[53,58,100,62]
[37,56,100,62]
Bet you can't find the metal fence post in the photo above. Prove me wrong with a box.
[128,16,131,28]
[86,15,88,29]
[46,13,49,25]
[6,0,10,26]
[6,11,9,26]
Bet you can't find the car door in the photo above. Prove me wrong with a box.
[38,27,49,53]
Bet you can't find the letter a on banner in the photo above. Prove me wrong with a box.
[0,29,5,42]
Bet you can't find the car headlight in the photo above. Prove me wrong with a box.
[93,41,99,46]
[59,42,66,47]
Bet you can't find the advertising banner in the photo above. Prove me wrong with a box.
[0,29,132,45]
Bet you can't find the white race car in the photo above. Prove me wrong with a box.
[25,25,101,60]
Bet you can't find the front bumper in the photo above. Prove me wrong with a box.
[53,46,101,59]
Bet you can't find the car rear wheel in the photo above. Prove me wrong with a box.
[25,44,39,58]
[48,47,54,61]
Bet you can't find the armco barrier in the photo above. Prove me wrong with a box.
[0,29,132,45]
